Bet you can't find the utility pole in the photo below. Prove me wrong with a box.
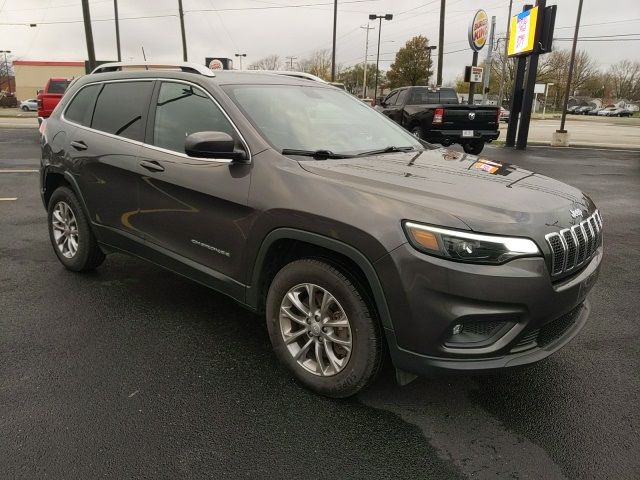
[286,56,297,70]
[436,0,445,85]
[369,13,393,104]
[558,0,584,133]
[482,16,496,104]
[114,0,121,62]
[497,0,513,109]
[81,0,97,72]
[331,0,338,81]
[178,0,188,61]
[361,23,374,98]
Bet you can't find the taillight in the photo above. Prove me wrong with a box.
[497,108,501,124]
[433,107,444,125]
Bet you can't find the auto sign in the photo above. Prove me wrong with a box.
[468,10,488,52]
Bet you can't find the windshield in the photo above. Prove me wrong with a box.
[223,84,424,156]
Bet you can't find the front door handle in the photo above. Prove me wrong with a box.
[139,160,165,172]
[70,140,88,151]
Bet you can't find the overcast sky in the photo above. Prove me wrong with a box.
[1,0,639,82]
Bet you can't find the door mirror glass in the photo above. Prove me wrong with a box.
[185,131,247,161]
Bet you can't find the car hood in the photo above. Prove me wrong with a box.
[298,147,595,237]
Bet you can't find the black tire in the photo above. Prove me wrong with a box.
[410,126,424,140]
[21,106,29,111]
[47,186,105,272]
[266,259,383,398]
[462,140,484,155]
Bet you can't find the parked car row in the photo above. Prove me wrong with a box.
[568,105,634,117]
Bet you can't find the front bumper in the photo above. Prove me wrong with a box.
[376,242,602,377]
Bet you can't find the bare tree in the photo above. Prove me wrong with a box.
[605,60,640,101]
[299,49,332,80]
[248,54,282,71]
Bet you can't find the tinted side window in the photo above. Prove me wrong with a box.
[384,91,399,106]
[396,89,409,105]
[91,81,153,141]
[152,82,234,154]
[64,84,100,126]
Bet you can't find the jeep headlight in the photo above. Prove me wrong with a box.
[403,221,540,264]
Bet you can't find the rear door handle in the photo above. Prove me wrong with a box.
[139,160,165,172]
[70,140,88,151]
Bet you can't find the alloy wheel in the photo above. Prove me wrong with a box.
[279,283,352,376]
[51,201,79,259]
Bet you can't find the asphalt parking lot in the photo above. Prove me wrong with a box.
[1,128,639,479]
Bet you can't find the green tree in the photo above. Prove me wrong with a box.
[386,36,434,88]
[337,63,383,96]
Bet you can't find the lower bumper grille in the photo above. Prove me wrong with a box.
[511,304,583,353]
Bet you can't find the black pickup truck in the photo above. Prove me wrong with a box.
[376,86,500,154]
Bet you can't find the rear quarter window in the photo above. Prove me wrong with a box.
[64,84,100,126]
[91,81,153,141]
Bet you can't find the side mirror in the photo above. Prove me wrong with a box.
[185,131,248,161]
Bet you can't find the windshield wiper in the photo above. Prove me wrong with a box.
[356,146,416,157]
[281,148,354,159]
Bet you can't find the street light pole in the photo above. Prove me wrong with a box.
[234,53,247,70]
[331,0,338,81]
[558,0,584,133]
[497,0,513,109]
[360,23,374,98]
[114,0,121,62]
[369,13,393,105]
[80,0,97,72]
[178,0,188,61]
[436,0,445,85]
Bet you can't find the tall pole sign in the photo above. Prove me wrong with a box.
[466,9,488,105]
[505,1,556,150]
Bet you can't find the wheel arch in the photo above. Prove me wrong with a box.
[42,168,93,228]
[246,228,394,333]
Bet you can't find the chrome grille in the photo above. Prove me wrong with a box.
[545,210,602,277]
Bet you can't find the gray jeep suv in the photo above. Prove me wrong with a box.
[40,62,603,397]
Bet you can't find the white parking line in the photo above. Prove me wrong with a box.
[0,198,18,201]
[0,169,38,173]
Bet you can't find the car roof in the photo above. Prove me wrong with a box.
[75,67,329,88]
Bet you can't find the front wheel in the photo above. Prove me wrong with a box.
[266,259,383,398]
[21,106,29,111]
[462,140,484,155]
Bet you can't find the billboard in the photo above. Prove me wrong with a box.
[508,6,539,57]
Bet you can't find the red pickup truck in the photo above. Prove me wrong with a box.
[37,78,72,119]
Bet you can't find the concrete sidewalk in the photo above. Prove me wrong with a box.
[499,116,640,150]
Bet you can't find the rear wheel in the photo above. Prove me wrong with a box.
[266,259,383,398]
[47,186,105,272]
[462,140,484,155]
[411,126,424,139]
